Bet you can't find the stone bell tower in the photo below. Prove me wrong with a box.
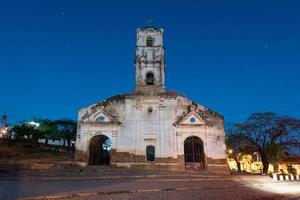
[134,27,165,95]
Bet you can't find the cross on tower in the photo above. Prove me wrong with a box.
[146,18,153,27]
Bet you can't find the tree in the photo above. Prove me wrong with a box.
[38,119,59,144]
[53,119,77,148]
[12,122,44,146]
[226,112,300,173]
[226,133,244,172]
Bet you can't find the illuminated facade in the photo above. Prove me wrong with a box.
[75,27,228,173]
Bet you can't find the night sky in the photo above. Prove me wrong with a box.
[1,0,300,124]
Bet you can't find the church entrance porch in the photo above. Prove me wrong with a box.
[89,135,112,166]
[184,136,205,170]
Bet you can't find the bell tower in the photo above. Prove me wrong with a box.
[134,27,165,95]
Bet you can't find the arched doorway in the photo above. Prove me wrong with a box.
[184,136,205,170]
[89,135,112,166]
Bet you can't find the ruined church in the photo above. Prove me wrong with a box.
[75,26,228,173]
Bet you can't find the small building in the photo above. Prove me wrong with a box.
[75,26,228,173]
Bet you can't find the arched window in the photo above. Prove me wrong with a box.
[146,145,155,162]
[146,37,154,47]
[146,72,154,85]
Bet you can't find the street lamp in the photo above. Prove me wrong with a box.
[0,127,8,138]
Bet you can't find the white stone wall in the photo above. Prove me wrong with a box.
[39,139,75,146]
[75,27,227,168]
[136,28,164,47]
[76,95,227,164]
[76,124,118,153]
[135,28,165,92]
[175,126,227,159]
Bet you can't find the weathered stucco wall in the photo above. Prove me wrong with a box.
[75,94,228,172]
[135,28,165,95]
[75,26,228,173]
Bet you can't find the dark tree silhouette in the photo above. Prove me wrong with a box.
[12,122,44,146]
[38,119,59,144]
[53,119,77,148]
[226,112,300,173]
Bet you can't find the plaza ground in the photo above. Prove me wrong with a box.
[0,169,300,200]
[1,142,299,200]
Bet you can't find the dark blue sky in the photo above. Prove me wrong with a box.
[1,0,300,124]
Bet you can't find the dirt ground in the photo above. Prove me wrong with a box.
[1,142,299,200]
[0,140,74,171]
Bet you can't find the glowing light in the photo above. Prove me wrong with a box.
[0,127,8,138]
[253,182,300,195]
[228,149,233,154]
[240,175,300,196]
[0,128,7,134]
[27,121,40,128]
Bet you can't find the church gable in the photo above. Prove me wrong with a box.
[93,111,111,123]
[83,108,119,125]
[174,104,206,127]
[181,111,205,125]
[178,111,205,126]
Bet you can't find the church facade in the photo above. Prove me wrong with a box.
[75,27,228,173]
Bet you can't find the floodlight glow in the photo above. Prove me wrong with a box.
[28,121,40,127]
[252,182,300,195]
[0,128,7,134]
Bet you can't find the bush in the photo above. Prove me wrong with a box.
[286,165,297,175]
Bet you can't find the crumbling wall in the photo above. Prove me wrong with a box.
[75,93,228,174]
